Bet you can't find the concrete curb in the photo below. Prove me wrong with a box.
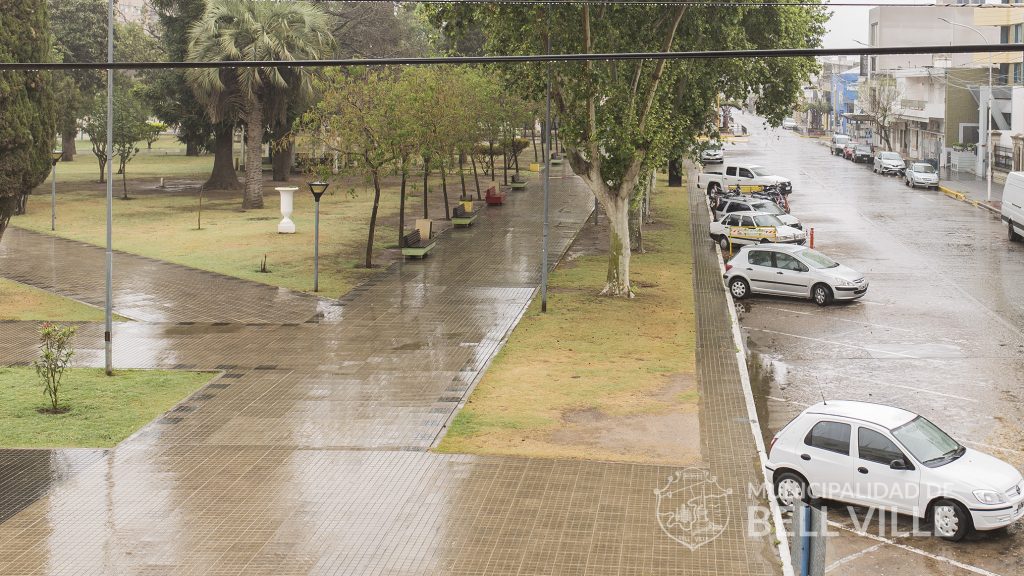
[937,185,1002,216]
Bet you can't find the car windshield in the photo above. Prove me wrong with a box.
[880,152,901,161]
[750,167,772,177]
[796,248,839,269]
[856,146,870,152]
[835,136,849,144]
[912,163,936,173]
[750,201,783,215]
[752,215,783,227]
[891,416,964,467]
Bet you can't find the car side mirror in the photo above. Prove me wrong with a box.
[890,459,909,470]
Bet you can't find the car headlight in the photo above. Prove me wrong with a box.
[836,278,856,287]
[974,489,1007,505]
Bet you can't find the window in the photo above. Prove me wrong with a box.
[738,168,754,178]
[740,216,755,227]
[858,428,907,466]
[748,250,772,267]
[723,215,740,226]
[726,202,747,213]
[752,215,784,227]
[892,416,962,466]
[796,249,839,269]
[773,253,806,272]
[726,167,737,176]
[804,421,851,455]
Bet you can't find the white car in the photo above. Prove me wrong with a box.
[723,244,866,306]
[712,196,801,229]
[767,401,1024,541]
[700,143,724,164]
[904,162,939,189]
[873,151,906,176]
[709,211,806,251]
[782,118,797,130]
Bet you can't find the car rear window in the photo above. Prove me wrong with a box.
[804,421,851,455]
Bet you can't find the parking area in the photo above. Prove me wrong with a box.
[708,112,1024,575]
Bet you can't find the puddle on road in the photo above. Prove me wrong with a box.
[747,351,793,442]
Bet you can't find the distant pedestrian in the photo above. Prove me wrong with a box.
[742,125,748,136]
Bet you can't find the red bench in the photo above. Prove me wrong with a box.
[485,185,507,206]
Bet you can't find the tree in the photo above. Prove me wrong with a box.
[323,2,433,59]
[859,75,903,152]
[81,78,152,198]
[48,0,106,162]
[0,0,58,236]
[186,0,335,209]
[300,68,404,268]
[429,3,826,296]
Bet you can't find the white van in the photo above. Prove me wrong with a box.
[829,134,850,156]
[1003,172,1024,242]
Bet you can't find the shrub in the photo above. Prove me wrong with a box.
[33,323,76,412]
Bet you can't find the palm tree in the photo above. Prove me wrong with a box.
[185,0,334,209]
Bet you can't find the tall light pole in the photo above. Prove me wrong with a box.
[105,0,114,375]
[940,17,993,202]
[49,151,61,231]
[307,181,329,292]
[541,6,552,314]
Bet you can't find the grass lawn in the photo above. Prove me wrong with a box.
[14,140,537,297]
[0,367,213,448]
[436,174,700,465]
[0,278,109,322]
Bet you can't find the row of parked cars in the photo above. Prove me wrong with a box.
[829,134,941,189]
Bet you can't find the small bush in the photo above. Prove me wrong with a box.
[33,323,76,413]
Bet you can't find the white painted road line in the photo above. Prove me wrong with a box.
[747,328,920,359]
[964,439,1024,456]
[762,306,915,333]
[824,542,886,574]
[827,521,1003,576]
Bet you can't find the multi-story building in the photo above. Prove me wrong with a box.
[973,2,1024,176]
[866,4,999,169]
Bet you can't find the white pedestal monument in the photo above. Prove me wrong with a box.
[276,186,298,234]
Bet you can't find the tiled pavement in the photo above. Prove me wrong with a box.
[0,168,781,575]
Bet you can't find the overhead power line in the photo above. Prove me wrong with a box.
[313,1,1024,7]
[3,43,1023,72]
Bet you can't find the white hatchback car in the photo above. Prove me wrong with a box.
[700,143,724,164]
[905,162,940,189]
[709,212,805,252]
[873,151,906,176]
[723,244,867,306]
[767,401,1024,541]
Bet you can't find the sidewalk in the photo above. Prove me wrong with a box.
[938,168,1004,214]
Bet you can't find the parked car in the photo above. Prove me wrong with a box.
[782,118,797,130]
[767,400,1024,541]
[709,212,806,251]
[874,151,906,176]
[712,196,801,229]
[830,134,851,156]
[852,144,873,163]
[723,244,866,306]
[842,142,856,161]
[697,163,793,196]
[904,162,940,189]
[1003,171,1024,242]
[700,142,725,164]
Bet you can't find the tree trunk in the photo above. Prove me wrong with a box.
[514,148,520,174]
[458,153,467,199]
[470,154,481,200]
[398,158,407,249]
[61,130,77,161]
[440,162,451,220]
[421,155,430,219]
[205,124,240,190]
[502,146,509,185]
[271,118,295,182]
[122,168,129,200]
[0,195,17,242]
[243,105,265,209]
[603,193,633,297]
[186,140,200,157]
[531,127,539,162]
[629,201,643,254]
[14,193,28,216]
[365,168,382,268]
[488,141,495,178]
[96,155,106,184]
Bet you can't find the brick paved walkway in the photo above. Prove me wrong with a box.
[0,167,780,575]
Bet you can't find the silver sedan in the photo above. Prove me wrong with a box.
[723,244,868,306]
[905,162,940,189]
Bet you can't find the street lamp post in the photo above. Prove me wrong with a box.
[307,181,329,292]
[49,151,61,231]
[940,17,993,202]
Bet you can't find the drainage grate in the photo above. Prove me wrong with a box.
[254,365,278,370]
[158,417,183,425]
[221,373,244,379]
[208,383,230,389]
[215,364,237,370]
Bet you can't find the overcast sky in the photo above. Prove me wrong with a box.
[822,0,937,49]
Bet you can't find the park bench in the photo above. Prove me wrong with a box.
[401,219,437,258]
[550,152,563,166]
[485,185,507,205]
[510,173,528,190]
[451,204,478,227]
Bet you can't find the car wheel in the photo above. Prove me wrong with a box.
[718,235,731,251]
[905,178,911,187]
[931,499,971,542]
[1010,221,1021,242]
[773,471,808,508]
[812,283,833,307]
[873,166,878,173]
[728,277,750,300]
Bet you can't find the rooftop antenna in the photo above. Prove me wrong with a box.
[820,390,827,406]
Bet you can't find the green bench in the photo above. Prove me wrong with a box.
[401,229,436,258]
[452,205,478,227]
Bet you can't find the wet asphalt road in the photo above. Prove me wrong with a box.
[723,112,1024,575]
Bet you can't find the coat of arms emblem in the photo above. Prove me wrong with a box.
[654,468,732,550]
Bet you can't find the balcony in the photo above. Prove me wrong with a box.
[901,99,926,111]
